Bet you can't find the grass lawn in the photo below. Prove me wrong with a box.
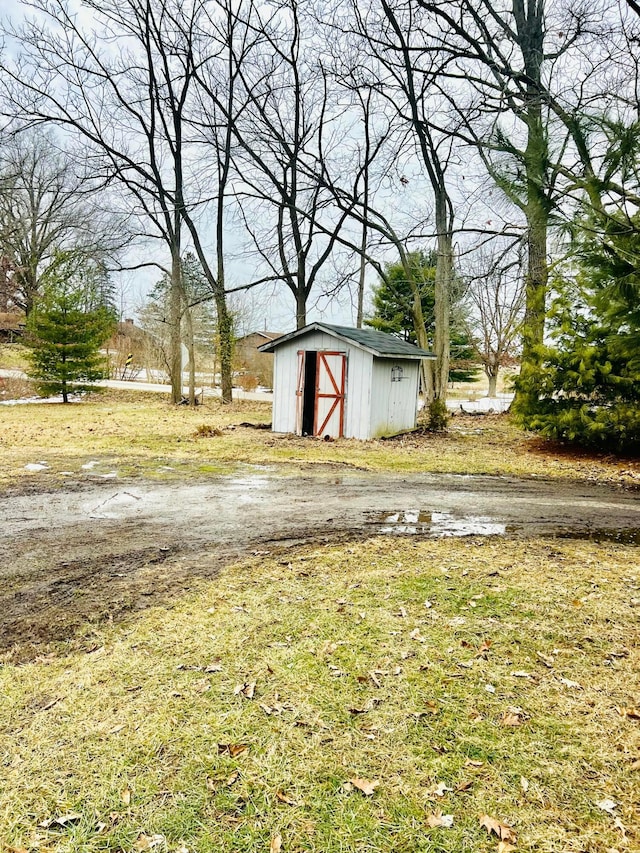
[0,390,638,490]
[1,536,638,852]
[1,388,638,852]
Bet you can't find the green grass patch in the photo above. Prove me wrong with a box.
[1,537,638,852]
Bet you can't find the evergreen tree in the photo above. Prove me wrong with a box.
[516,213,640,451]
[366,251,436,344]
[366,251,479,383]
[26,251,116,402]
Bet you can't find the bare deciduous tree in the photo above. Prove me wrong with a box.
[0,131,122,315]
[462,244,525,397]
[1,0,211,403]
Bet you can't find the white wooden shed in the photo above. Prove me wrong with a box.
[258,322,435,439]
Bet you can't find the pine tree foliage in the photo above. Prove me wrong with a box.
[366,250,479,383]
[26,251,116,403]
[517,220,640,452]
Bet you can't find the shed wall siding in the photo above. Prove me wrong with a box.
[369,358,420,437]
[271,331,373,437]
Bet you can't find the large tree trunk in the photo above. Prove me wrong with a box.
[487,370,498,397]
[217,298,233,404]
[433,197,452,401]
[295,287,307,330]
[514,83,550,411]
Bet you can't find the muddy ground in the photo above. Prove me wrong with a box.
[1,469,639,660]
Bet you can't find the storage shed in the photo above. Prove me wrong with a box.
[259,322,435,439]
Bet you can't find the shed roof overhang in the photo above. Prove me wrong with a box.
[258,322,435,360]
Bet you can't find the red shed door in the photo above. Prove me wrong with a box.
[314,351,346,438]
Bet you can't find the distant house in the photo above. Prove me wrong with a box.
[0,312,26,343]
[259,323,434,439]
[235,330,284,389]
[104,318,154,379]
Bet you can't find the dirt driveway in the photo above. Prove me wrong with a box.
[1,469,639,658]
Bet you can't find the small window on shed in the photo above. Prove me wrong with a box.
[391,365,404,382]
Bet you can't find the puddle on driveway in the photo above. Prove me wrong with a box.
[368,509,506,538]
[557,528,640,545]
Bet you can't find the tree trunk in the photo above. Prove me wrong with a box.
[183,301,196,407]
[295,288,307,330]
[169,250,182,405]
[487,370,498,397]
[433,199,452,401]
[356,222,367,329]
[514,108,550,411]
[217,299,233,404]
[406,258,434,403]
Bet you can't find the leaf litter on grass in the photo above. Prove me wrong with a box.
[0,536,638,852]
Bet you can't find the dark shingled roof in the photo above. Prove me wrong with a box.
[258,322,434,359]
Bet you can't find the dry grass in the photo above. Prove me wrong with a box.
[1,391,638,490]
[0,536,638,852]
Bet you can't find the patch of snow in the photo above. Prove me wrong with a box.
[81,461,101,470]
[1,395,82,406]
[24,462,49,472]
[447,395,513,414]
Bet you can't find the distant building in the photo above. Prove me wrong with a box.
[235,331,284,389]
[0,312,26,343]
[259,323,434,439]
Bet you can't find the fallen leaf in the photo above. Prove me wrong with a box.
[409,628,425,642]
[455,778,474,792]
[217,743,248,757]
[479,814,517,842]
[428,781,452,797]
[511,670,532,679]
[349,777,379,796]
[234,681,256,699]
[520,776,529,793]
[39,812,83,829]
[597,798,617,815]
[497,843,517,853]
[121,787,131,806]
[559,677,582,690]
[616,706,640,720]
[204,662,222,673]
[500,706,526,726]
[475,639,492,658]
[427,810,454,828]
[465,759,483,768]
[109,723,126,734]
[424,700,439,714]
[276,790,299,806]
[270,834,282,853]
[536,651,555,668]
[349,698,381,715]
[133,833,166,851]
[614,816,627,836]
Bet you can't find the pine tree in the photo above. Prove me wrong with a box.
[26,251,116,402]
[366,251,479,383]
[516,214,640,451]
